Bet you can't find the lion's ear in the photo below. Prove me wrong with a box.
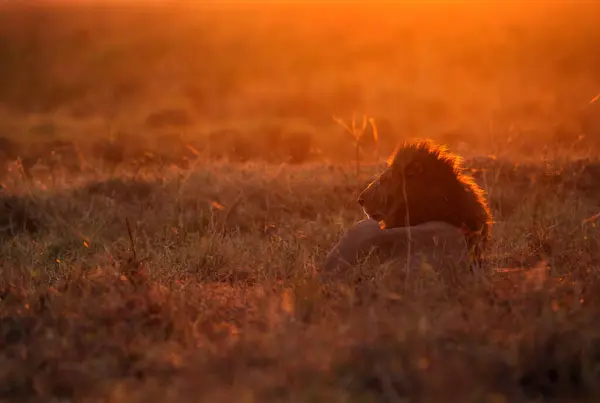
[405,161,423,177]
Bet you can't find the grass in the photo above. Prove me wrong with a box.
[2,1,600,401]
[2,156,600,402]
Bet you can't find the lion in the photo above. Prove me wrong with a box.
[324,140,492,273]
[323,218,472,274]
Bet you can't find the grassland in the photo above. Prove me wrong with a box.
[2,1,600,402]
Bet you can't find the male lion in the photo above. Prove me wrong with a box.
[324,140,492,273]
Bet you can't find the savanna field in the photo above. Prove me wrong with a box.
[2,1,600,402]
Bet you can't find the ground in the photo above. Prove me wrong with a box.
[2,2,600,402]
[2,157,600,402]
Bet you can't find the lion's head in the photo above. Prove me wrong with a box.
[358,140,492,249]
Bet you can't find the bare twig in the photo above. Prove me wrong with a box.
[125,216,137,262]
[333,112,376,178]
[368,117,379,166]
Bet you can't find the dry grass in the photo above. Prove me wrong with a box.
[2,1,600,402]
[1,156,600,402]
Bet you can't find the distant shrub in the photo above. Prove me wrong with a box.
[258,125,284,162]
[92,139,125,169]
[0,136,20,160]
[151,132,200,169]
[91,132,150,170]
[29,122,58,138]
[145,108,194,129]
[231,132,262,162]
[0,136,21,179]
[43,139,84,173]
[285,131,313,164]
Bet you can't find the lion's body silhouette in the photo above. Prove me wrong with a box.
[325,140,492,273]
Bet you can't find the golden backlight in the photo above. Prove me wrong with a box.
[0,0,599,161]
